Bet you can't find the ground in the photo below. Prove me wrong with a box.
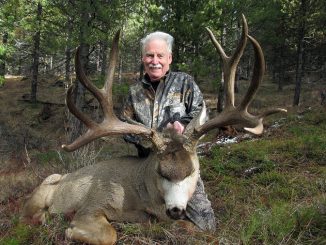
[0,74,325,244]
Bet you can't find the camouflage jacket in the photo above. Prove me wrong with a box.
[121,71,204,130]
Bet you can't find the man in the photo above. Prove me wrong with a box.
[121,31,216,232]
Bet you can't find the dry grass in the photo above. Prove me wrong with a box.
[0,73,325,244]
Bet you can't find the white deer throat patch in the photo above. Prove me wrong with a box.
[161,170,199,210]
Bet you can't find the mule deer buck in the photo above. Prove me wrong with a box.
[22,15,286,245]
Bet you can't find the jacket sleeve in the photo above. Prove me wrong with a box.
[120,91,134,122]
[179,76,205,125]
[119,90,145,146]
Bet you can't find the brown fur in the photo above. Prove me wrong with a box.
[22,148,200,245]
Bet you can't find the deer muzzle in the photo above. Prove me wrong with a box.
[166,206,186,220]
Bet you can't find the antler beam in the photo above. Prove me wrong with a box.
[62,31,153,152]
[191,14,286,139]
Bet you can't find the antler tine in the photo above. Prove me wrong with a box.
[205,27,228,61]
[62,30,153,152]
[241,35,287,134]
[188,15,286,141]
[230,14,248,68]
[238,35,265,111]
[103,30,120,119]
[74,32,120,121]
[75,47,105,106]
[206,14,248,108]
[65,85,97,129]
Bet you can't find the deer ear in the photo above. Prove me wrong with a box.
[184,102,207,137]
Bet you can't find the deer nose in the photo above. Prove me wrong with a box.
[166,207,186,220]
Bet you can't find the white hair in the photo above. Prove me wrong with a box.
[141,31,174,55]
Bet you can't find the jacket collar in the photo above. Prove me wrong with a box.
[141,71,171,88]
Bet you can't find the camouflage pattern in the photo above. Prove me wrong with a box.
[186,176,216,231]
[121,71,216,232]
[121,71,204,130]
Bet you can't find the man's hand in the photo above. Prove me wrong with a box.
[166,121,185,134]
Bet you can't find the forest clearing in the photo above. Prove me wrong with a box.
[1,0,326,244]
[0,72,325,244]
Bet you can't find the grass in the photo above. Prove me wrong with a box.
[200,104,326,244]
[0,76,5,87]
[240,200,326,245]
[34,150,60,165]
[0,215,71,245]
[1,74,326,244]
[113,222,219,244]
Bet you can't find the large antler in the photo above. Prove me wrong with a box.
[62,31,155,152]
[189,15,286,140]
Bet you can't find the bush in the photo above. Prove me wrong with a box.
[0,76,5,87]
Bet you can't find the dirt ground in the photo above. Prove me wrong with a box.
[0,73,325,244]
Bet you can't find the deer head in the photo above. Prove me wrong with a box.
[62,15,286,220]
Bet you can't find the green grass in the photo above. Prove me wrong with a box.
[240,199,326,244]
[200,106,326,244]
[0,76,5,87]
[0,216,33,245]
[1,215,70,245]
[34,150,60,165]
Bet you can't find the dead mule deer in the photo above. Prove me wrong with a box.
[22,15,286,245]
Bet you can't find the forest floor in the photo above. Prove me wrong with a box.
[0,74,325,244]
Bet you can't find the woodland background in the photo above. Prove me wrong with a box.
[1,0,325,104]
[0,0,325,244]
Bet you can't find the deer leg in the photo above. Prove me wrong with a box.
[65,213,117,245]
[21,174,62,225]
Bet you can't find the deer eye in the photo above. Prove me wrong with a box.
[157,170,171,181]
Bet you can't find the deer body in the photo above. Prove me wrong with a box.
[23,149,200,244]
[22,15,286,245]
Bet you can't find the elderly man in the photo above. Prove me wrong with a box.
[121,31,216,232]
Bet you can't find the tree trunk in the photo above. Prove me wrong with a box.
[65,16,74,83]
[217,17,226,113]
[0,32,8,82]
[68,1,93,142]
[293,0,307,106]
[139,0,147,80]
[31,2,42,103]
[118,26,125,84]
[173,1,181,70]
[100,40,109,77]
[193,42,199,82]
[234,69,239,93]
[278,45,285,91]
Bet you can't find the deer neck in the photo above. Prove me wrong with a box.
[136,154,164,207]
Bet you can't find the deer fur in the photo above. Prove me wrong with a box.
[22,131,201,245]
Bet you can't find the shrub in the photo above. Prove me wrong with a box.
[34,150,60,165]
[0,76,5,87]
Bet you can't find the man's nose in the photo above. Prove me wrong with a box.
[152,55,159,64]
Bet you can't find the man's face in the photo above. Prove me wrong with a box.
[142,39,172,81]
